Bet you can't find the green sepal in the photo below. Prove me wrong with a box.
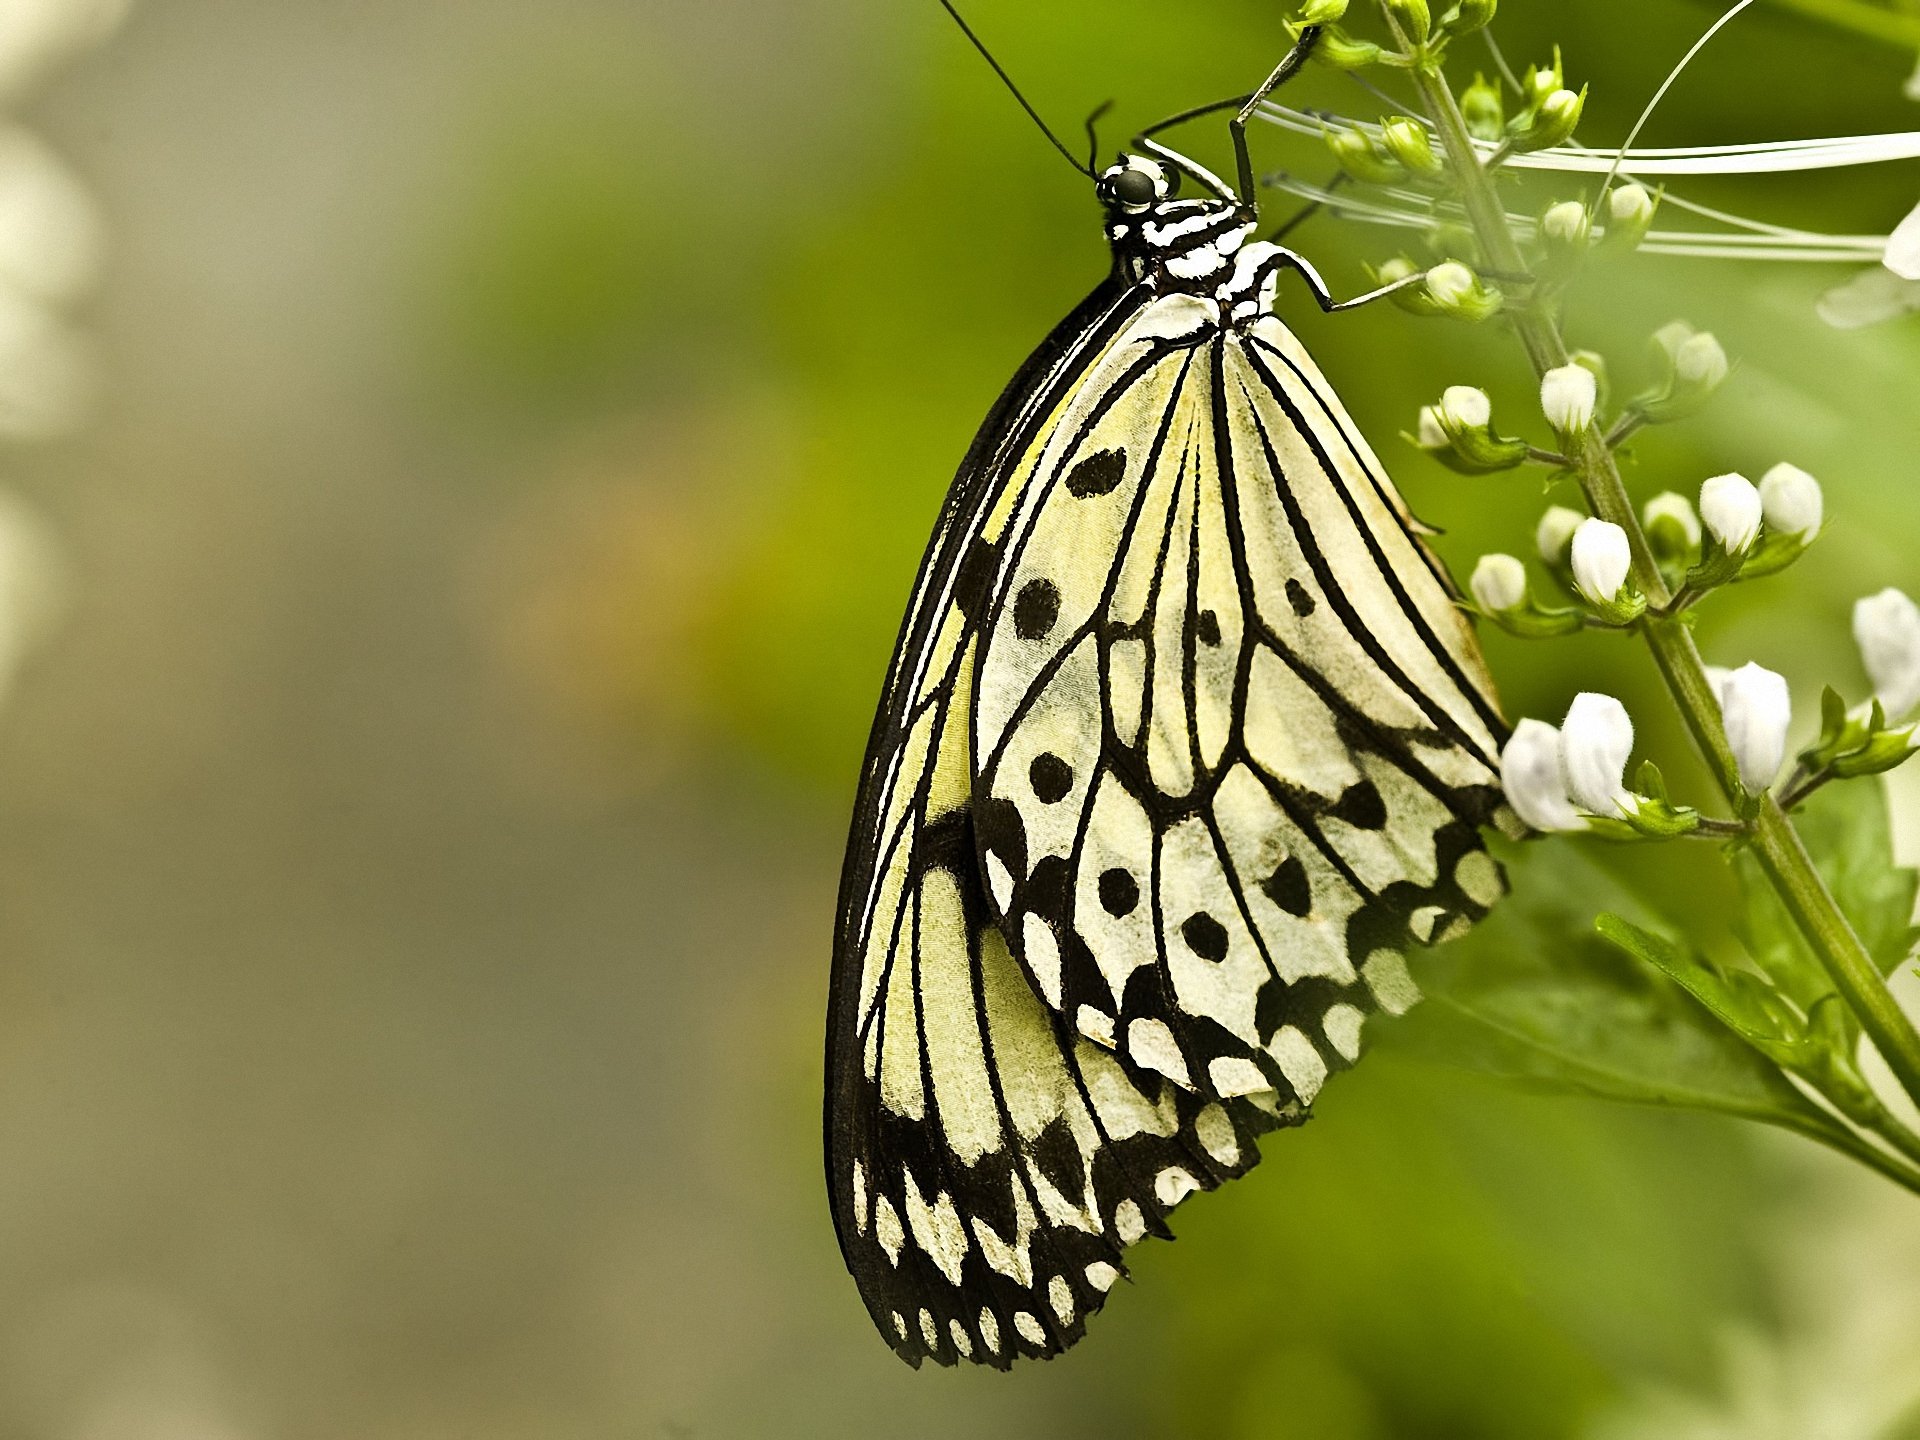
[1473,597,1583,639]
[1731,530,1808,581]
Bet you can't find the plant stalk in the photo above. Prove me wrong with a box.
[1397,25,1920,1114]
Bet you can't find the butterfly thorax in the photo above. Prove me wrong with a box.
[1105,195,1255,290]
[1096,155,1287,321]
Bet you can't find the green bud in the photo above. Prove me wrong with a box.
[1641,492,1701,566]
[1425,222,1480,265]
[1447,0,1497,32]
[1324,126,1405,185]
[1459,73,1505,142]
[1379,116,1442,177]
[1296,0,1349,22]
[1423,260,1503,322]
[1538,199,1590,278]
[1636,324,1729,423]
[1509,85,1585,153]
[1522,50,1564,109]
[1798,692,1920,782]
[1387,0,1431,43]
[1597,182,1657,255]
[1309,25,1388,69]
[1418,384,1530,471]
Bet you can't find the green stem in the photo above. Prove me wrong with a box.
[1397,22,1920,1118]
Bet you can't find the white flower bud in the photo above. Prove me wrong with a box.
[1470,553,1527,613]
[1560,692,1636,817]
[1651,320,1695,360]
[1540,363,1596,435]
[1887,198,1920,281]
[1535,505,1584,564]
[1854,587,1920,720]
[1415,405,1448,449]
[1641,491,1701,548]
[1698,472,1762,554]
[1758,462,1822,539]
[1570,517,1631,604]
[1438,384,1492,430]
[1542,200,1589,246]
[1674,331,1729,389]
[1499,719,1584,833]
[1427,262,1476,307]
[1609,183,1654,227]
[1715,662,1791,791]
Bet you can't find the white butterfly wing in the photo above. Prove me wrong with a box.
[829,284,1509,1370]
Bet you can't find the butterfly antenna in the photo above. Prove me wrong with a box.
[937,0,1095,178]
[1084,99,1114,174]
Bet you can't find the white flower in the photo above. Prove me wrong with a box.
[1415,404,1447,449]
[1759,462,1823,539]
[1535,505,1584,563]
[1854,588,1920,720]
[1438,384,1491,430]
[1642,491,1701,548]
[1542,200,1589,245]
[1715,662,1792,791]
[1560,692,1636,817]
[1500,719,1584,833]
[1818,265,1920,330]
[1699,472,1762,554]
[1570,517,1631,604]
[1609,183,1654,227]
[1470,553,1526,613]
[1886,198,1920,280]
[1674,331,1729,389]
[1540,362,1596,435]
[1426,261,1476,308]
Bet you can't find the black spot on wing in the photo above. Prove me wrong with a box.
[1065,447,1127,498]
[1098,868,1140,917]
[1014,578,1062,639]
[1029,753,1074,804]
[1195,609,1221,645]
[956,537,1001,621]
[1262,857,1313,917]
[1285,578,1316,617]
[1179,912,1229,962]
[1332,779,1387,831]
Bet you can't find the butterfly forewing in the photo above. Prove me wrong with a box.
[828,163,1510,1370]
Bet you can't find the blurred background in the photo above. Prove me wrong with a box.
[0,0,1918,1435]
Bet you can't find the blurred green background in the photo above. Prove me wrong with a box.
[5,1,1920,1436]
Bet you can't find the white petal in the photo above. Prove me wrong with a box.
[1886,199,1920,280]
[1855,588,1920,720]
[1818,266,1920,330]
[1569,518,1630,604]
[1717,662,1791,791]
[1499,720,1583,833]
[1699,472,1761,553]
[1560,692,1635,817]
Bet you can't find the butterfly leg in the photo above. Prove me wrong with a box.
[1238,243,1430,314]
[1228,25,1324,207]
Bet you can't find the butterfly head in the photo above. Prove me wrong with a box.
[1095,155,1178,214]
[1097,154,1255,291]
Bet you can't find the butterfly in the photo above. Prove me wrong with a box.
[824,22,1509,1369]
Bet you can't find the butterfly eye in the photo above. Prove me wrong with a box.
[1109,168,1156,207]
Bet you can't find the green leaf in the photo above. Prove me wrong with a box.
[1403,841,1842,1140]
